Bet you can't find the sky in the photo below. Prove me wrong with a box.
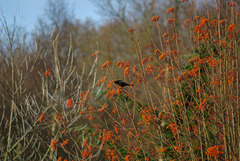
[0,0,102,32]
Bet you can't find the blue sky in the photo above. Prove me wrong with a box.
[0,0,101,32]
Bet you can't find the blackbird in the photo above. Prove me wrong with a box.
[114,80,132,87]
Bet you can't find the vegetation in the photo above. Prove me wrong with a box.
[0,0,239,160]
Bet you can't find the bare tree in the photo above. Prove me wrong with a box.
[45,0,70,28]
[92,0,131,28]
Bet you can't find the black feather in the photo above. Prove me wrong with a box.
[114,80,131,87]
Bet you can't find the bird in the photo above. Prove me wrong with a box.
[114,80,132,87]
